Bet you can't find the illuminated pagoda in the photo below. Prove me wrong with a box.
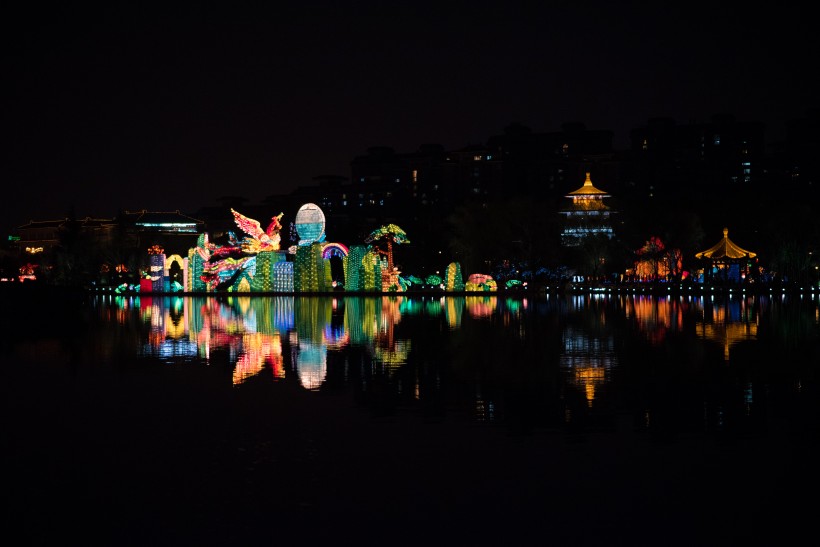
[560,172,614,246]
[695,227,758,284]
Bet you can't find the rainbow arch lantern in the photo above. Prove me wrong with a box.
[322,242,349,260]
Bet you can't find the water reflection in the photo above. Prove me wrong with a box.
[7,289,820,546]
[86,292,820,438]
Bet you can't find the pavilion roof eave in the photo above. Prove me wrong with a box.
[695,228,757,260]
[567,172,609,196]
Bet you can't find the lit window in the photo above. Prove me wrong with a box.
[562,144,569,153]
[642,139,648,151]
[713,135,721,145]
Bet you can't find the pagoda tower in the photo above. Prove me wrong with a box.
[560,172,615,246]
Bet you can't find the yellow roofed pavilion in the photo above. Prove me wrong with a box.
[695,228,756,260]
[695,228,758,285]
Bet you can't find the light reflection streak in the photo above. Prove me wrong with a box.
[560,326,616,407]
[114,293,807,398]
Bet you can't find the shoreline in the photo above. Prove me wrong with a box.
[94,281,820,297]
[4,281,819,299]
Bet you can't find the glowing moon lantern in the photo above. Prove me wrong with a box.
[294,203,326,246]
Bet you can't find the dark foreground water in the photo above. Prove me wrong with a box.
[4,290,820,546]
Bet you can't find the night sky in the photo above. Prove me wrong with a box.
[3,2,818,236]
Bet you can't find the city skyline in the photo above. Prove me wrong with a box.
[4,3,818,236]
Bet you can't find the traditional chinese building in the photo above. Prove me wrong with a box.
[16,217,118,257]
[560,172,615,246]
[695,227,758,284]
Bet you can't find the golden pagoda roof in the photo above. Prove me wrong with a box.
[567,172,610,196]
[695,228,757,260]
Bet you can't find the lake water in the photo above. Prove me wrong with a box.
[4,291,820,545]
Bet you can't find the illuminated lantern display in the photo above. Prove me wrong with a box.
[188,234,209,292]
[148,246,166,293]
[364,224,409,291]
[18,263,38,282]
[465,273,497,292]
[294,203,326,246]
[272,261,294,292]
[362,249,381,291]
[445,262,464,291]
[425,274,442,287]
[323,254,333,290]
[322,242,349,288]
[179,205,416,293]
[294,243,323,292]
[291,204,348,292]
[344,245,368,291]
[230,267,253,292]
[231,209,284,253]
[251,250,286,292]
[632,236,682,282]
[185,209,285,292]
[251,250,274,292]
[139,275,153,293]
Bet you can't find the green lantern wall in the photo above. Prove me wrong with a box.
[251,250,286,292]
[362,250,382,292]
[344,245,368,292]
[251,251,272,292]
[314,243,330,293]
[294,243,325,292]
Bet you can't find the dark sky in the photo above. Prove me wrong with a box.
[3,2,818,236]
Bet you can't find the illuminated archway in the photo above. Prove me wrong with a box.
[321,242,349,259]
[165,254,185,275]
[165,254,187,291]
[322,242,349,288]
